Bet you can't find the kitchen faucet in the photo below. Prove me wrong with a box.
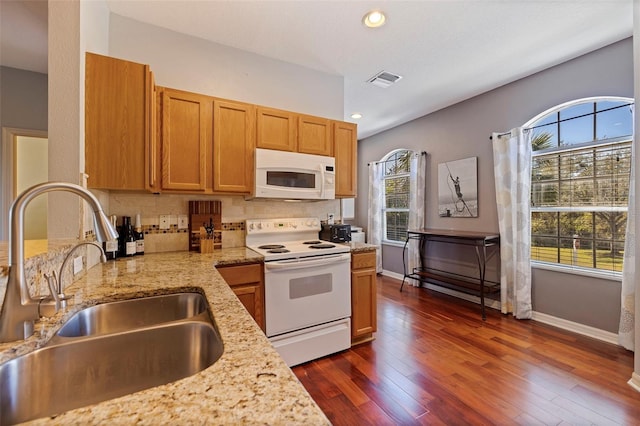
[42,241,107,315]
[0,182,119,343]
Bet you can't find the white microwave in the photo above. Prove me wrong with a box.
[251,148,335,200]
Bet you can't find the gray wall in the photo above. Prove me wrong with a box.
[0,65,48,134]
[357,37,633,333]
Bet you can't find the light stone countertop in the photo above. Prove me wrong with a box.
[0,248,331,425]
[345,241,378,253]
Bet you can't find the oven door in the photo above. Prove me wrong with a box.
[264,252,351,337]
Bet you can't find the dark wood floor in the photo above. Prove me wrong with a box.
[293,275,640,425]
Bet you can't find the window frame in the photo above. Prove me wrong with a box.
[381,149,412,246]
[526,96,633,279]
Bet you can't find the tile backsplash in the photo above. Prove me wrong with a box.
[104,193,342,253]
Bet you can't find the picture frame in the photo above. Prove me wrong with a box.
[438,157,478,218]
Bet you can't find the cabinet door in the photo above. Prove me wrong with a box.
[160,89,210,191]
[85,53,151,190]
[217,263,265,331]
[232,284,264,330]
[298,114,332,156]
[334,121,357,197]
[213,100,255,193]
[351,251,377,344]
[256,107,297,152]
[351,268,377,339]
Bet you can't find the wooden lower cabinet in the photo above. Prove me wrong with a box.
[216,263,265,332]
[351,251,377,345]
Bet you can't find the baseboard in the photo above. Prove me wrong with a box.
[381,270,404,281]
[381,270,501,310]
[381,270,621,347]
[628,372,640,393]
[531,311,619,346]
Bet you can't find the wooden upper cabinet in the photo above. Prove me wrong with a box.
[256,107,297,152]
[159,88,211,191]
[333,121,357,198]
[298,114,332,156]
[213,100,256,193]
[85,52,151,190]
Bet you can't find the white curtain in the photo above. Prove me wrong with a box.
[407,152,427,286]
[367,162,384,273]
[619,133,636,351]
[492,128,533,319]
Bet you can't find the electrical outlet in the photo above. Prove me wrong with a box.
[178,215,189,229]
[73,256,83,275]
[159,214,170,230]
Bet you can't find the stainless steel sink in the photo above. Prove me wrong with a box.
[55,292,209,337]
[0,293,223,425]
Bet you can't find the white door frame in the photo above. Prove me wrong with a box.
[1,127,48,240]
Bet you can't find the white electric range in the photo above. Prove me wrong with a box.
[246,217,352,367]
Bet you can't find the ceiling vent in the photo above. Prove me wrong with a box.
[367,71,402,88]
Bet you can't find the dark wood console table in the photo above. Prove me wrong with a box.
[401,229,500,320]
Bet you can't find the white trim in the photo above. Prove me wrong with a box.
[383,269,622,347]
[531,311,619,346]
[532,261,622,282]
[628,372,640,393]
[523,96,634,128]
[382,240,406,248]
[382,269,501,309]
[423,284,501,310]
[381,269,404,280]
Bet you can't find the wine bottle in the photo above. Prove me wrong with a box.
[135,213,145,255]
[120,216,137,257]
[103,215,118,260]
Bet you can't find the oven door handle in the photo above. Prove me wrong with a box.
[264,253,351,271]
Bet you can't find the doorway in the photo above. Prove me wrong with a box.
[1,127,48,240]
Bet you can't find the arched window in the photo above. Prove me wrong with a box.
[528,97,633,274]
[381,149,412,242]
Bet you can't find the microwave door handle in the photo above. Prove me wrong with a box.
[319,165,325,199]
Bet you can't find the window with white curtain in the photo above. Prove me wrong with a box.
[530,99,633,274]
[382,149,412,242]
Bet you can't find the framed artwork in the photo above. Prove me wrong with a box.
[438,157,478,218]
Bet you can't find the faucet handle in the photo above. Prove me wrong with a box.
[40,272,61,317]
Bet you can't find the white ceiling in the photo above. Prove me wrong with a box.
[1,1,633,139]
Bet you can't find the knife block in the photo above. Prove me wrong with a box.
[189,200,222,251]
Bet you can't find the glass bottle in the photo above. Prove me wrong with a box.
[119,216,136,257]
[135,213,145,255]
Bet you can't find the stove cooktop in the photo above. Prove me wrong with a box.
[248,239,350,261]
[246,217,351,261]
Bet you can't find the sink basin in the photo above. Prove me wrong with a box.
[56,292,209,337]
[0,320,223,425]
[0,292,223,425]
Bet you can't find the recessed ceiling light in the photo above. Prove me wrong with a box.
[351,113,363,119]
[363,10,386,28]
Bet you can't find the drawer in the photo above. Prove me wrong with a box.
[217,263,262,286]
[351,251,376,270]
